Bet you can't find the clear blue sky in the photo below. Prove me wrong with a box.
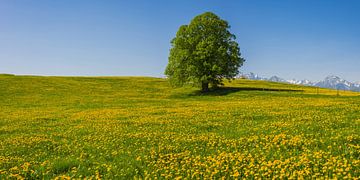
[1,0,359,82]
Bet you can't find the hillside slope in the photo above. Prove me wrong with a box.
[0,75,359,179]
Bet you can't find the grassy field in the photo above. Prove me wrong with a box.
[0,75,359,179]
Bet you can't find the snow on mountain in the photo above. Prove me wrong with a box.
[286,79,315,86]
[354,82,360,88]
[246,72,260,80]
[286,79,298,84]
[315,76,352,91]
[238,72,266,80]
[301,79,316,86]
[239,72,360,92]
[268,76,286,82]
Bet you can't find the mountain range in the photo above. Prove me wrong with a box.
[239,72,360,92]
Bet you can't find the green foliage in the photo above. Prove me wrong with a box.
[165,12,245,92]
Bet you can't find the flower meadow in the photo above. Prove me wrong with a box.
[0,75,359,179]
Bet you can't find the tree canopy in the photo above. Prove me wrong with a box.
[165,12,245,92]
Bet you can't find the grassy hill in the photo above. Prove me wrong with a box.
[0,75,359,179]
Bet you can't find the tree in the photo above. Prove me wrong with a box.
[165,12,245,92]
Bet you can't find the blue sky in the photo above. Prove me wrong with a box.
[1,0,359,82]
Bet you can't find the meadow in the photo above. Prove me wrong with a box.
[0,75,359,179]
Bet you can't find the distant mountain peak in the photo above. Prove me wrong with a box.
[324,75,342,81]
[269,76,286,82]
[240,72,360,92]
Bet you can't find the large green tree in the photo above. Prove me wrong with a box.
[165,12,245,92]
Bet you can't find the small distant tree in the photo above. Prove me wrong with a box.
[165,12,245,92]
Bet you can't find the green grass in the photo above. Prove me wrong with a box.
[0,75,359,179]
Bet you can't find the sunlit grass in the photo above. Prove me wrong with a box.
[0,75,359,179]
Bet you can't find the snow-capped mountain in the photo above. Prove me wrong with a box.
[355,82,360,88]
[293,79,315,86]
[268,76,287,82]
[315,76,352,91]
[240,72,266,80]
[239,73,360,92]
[285,79,316,86]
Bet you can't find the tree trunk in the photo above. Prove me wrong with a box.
[201,82,209,92]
